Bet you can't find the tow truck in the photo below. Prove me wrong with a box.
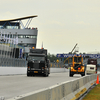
[69,55,85,77]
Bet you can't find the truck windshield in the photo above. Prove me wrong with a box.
[27,56,45,61]
[88,59,97,65]
[74,57,81,62]
[68,57,73,64]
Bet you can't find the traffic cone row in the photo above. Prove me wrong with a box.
[96,75,99,85]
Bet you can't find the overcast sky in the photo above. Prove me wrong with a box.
[0,0,100,54]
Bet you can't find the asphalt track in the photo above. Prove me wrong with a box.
[0,72,82,99]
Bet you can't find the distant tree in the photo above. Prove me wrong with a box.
[69,52,72,54]
[73,52,76,54]
[83,52,86,54]
[47,53,58,62]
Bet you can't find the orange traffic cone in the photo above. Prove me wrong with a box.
[96,75,99,84]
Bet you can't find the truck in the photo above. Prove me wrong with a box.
[26,48,50,77]
[86,59,97,74]
[69,55,85,77]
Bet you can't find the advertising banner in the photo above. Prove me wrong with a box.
[57,54,100,58]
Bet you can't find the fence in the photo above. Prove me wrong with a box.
[50,62,64,68]
[0,42,27,67]
[51,58,100,68]
[0,57,27,67]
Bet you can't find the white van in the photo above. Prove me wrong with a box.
[86,64,97,74]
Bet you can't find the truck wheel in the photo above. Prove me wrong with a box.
[81,72,85,76]
[70,73,73,77]
[69,69,73,77]
[27,72,30,76]
[46,73,48,77]
[44,72,49,77]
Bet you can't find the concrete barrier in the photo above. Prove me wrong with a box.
[0,67,68,76]
[49,84,63,100]
[61,81,75,100]
[7,74,99,100]
[8,88,50,100]
[0,67,27,75]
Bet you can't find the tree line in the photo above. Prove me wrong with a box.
[47,53,58,62]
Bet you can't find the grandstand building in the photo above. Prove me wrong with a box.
[0,15,38,57]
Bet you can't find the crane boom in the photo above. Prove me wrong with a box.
[71,43,78,53]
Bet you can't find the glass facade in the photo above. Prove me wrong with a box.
[0,34,37,39]
[19,43,36,47]
[6,26,19,29]
[0,25,2,28]
[0,21,20,29]
[18,35,37,39]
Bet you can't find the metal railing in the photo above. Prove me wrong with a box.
[50,62,64,68]
[0,41,27,67]
[0,57,27,67]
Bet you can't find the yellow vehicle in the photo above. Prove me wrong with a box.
[68,55,85,77]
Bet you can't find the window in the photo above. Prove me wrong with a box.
[23,35,26,38]
[18,35,37,39]
[0,25,3,28]
[6,26,12,29]
[2,51,4,55]
[6,26,19,29]
[27,56,45,61]
[74,57,82,62]
[18,35,23,38]
[13,26,18,29]
[69,57,72,64]
[26,35,29,38]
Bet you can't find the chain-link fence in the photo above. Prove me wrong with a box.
[50,62,64,68]
[0,42,27,67]
[0,57,27,67]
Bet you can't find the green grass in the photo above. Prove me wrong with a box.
[82,84,100,100]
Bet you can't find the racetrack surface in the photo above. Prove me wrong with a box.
[0,72,83,99]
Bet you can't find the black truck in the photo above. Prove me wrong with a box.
[26,48,50,77]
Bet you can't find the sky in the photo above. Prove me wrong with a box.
[0,0,100,54]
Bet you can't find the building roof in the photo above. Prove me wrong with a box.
[0,15,38,22]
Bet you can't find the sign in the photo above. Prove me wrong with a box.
[57,54,100,58]
[20,49,23,58]
[56,59,59,63]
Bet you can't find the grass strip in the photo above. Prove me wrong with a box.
[82,84,100,100]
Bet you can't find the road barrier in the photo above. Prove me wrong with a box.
[0,67,68,75]
[7,74,99,100]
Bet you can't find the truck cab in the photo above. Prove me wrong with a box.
[86,59,97,74]
[27,48,50,77]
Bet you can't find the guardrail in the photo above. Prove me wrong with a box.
[7,74,99,100]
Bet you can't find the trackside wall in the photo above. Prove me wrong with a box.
[0,67,68,75]
[7,74,99,100]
